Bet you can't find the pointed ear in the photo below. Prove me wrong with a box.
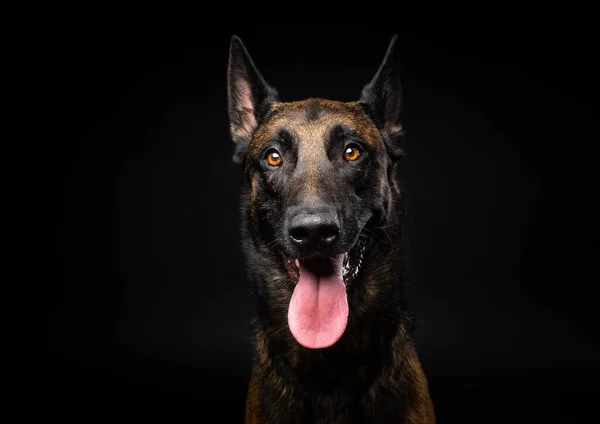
[227,35,279,164]
[360,34,404,160]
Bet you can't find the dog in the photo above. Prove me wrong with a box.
[226,34,435,423]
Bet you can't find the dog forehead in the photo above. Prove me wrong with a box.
[250,99,382,153]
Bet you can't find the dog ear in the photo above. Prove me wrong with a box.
[360,34,405,160]
[227,35,279,164]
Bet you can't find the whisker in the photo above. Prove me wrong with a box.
[362,226,393,246]
[266,238,282,250]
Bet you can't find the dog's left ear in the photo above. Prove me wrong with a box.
[360,34,404,160]
[227,35,279,164]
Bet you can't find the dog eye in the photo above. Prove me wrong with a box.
[343,144,362,162]
[265,149,282,167]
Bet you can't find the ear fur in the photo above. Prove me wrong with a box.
[227,35,279,164]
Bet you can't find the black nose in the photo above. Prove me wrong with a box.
[288,210,340,250]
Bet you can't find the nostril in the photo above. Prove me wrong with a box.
[320,224,339,244]
[289,226,310,244]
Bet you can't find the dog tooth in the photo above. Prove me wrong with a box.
[295,259,299,268]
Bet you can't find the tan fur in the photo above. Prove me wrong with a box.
[250,100,383,155]
[245,375,262,424]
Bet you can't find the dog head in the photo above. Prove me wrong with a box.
[227,35,405,349]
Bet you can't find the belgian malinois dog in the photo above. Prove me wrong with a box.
[227,34,435,423]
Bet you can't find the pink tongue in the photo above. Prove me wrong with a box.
[287,256,348,349]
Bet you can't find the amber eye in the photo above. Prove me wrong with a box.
[265,149,282,167]
[343,145,361,161]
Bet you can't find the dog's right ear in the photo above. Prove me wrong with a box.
[227,35,279,164]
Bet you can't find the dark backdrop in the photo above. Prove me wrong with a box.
[45,22,597,423]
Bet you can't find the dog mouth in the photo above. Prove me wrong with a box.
[282,238,368,287]
[283,238,368,350]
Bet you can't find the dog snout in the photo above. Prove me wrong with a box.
[288,208,340,251]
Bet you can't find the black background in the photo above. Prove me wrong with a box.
[44,20,597,423]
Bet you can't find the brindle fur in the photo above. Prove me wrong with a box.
[227,35,435,423]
